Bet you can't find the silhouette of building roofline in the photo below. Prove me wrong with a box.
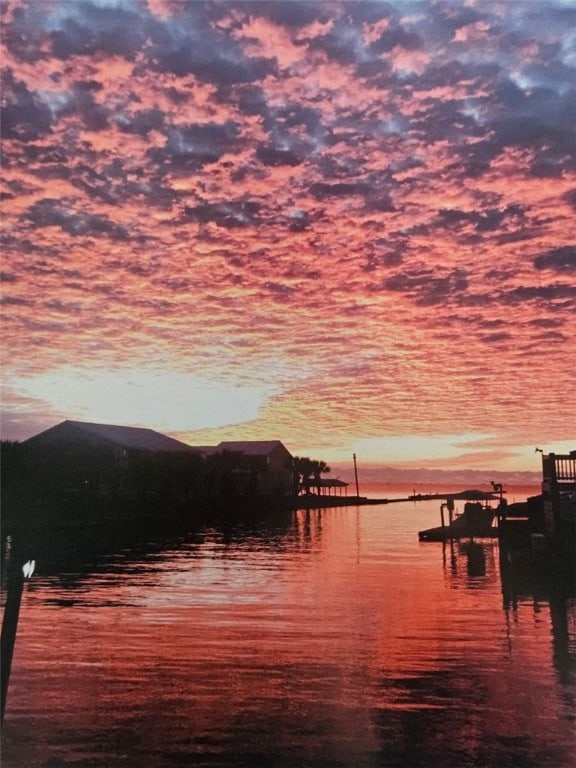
[23,420,200,454]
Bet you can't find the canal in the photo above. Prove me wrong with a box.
[2,485,575,767]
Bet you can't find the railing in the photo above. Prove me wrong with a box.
[555,458,576,481]
[542,454,576,484]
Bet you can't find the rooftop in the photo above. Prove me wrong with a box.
[216,440,288,456]
[25,420,199,454]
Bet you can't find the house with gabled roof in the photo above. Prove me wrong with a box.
[21,420,203,505]
[23,420,199,454]
[14,421,295,508]
[200,440,294,497]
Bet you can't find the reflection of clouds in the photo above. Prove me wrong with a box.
[7,498,572,766]
[1,0,575,465]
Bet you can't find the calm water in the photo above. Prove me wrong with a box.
[2,485,575,768]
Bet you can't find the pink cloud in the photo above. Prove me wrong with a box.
[1,0,574,470]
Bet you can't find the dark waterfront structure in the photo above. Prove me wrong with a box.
[315,478,350,496]
[2,420,206,521]
[201,440,294,498]
[418,490,501,542]
[1,421,297,529]
[0,552,34,724]
[542,451,576,541]
[497,451,576,562]
[416,453,575,565]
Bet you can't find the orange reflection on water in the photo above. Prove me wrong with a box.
[2,486,574,767]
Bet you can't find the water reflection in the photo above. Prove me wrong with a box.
[442,539,496,583]
[2,496,575,768]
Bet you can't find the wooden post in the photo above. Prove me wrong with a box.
[440,503,446,530]
[1,557,35,723]
[353,453,360,498]
[448,498,454,538]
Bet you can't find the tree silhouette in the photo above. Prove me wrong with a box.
[293,456,331,495]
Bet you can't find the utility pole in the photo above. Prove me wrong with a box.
[353,453,360,498]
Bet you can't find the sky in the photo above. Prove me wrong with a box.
[1,0,575,473]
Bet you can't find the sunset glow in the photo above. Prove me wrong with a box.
[1,0,575,471]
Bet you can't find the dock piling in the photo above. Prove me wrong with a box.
[1,556,35,724]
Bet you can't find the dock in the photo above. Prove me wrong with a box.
[417,489,502,542]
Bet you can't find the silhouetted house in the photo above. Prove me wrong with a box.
[21,420,203,505]
[203,440,294,498]
[24,420,199,454]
